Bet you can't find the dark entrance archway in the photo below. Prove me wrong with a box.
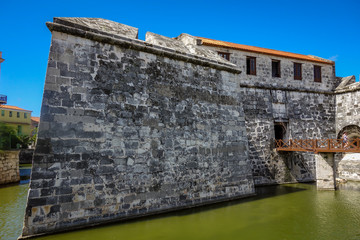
[274,122,287,140]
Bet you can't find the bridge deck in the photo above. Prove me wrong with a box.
[275,139,360,153]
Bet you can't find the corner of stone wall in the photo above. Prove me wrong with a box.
[22,17,253,237]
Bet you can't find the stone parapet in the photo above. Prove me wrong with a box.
[46,18,241,74]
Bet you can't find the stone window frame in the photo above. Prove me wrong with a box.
[272,60,281,78]
[17,112,20,118]
[246,56,256,75]
[1,110,4,117]
[24,113,27,119]
[9,111,12,117]
[293,62,302,80]
[218,52,230,61]
[314,65,322,82]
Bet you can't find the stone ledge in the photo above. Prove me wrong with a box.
[54,17,139,39]
[239,84,334,95]
[335,85,360,94]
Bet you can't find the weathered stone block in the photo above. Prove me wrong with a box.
[0,151,20,185]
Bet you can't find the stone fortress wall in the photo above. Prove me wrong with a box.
[22,18,254,237]
[199,44,338,185]
[21,17,359,238]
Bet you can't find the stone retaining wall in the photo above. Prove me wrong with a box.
[0,150,20,185]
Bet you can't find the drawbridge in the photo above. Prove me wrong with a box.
[275,139,360,153]
[275,138,360,190]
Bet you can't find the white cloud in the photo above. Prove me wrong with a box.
[329,55,339,61]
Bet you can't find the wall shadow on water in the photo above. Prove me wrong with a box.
[32,183,311,239]
[90,183,309,230]
[159,184,309,218]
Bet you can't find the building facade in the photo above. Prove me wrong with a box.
[30,116,40,135]
[0,105,32,136]
[192,37,339,185]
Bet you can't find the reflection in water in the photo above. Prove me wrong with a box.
[19,165,31,184]
[2,182,360,240]
[0,184,28,240]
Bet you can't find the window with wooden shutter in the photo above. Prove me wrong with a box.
[246,57,256,75]
[272,60,281,77]
[294,63,302,80]
[218,52,230,61]
[314,65,321,82]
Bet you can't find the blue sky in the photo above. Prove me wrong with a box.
[0,0,359,117]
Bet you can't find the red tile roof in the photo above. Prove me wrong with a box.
[197,37,334,65]
[0,105,32,112]
[31,117,40,123]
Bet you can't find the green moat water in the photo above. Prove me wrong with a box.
[1,182,360,240]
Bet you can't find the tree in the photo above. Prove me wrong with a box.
[0,123,20,150]
[18,135,33,149]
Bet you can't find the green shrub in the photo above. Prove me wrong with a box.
[0,123,33,150]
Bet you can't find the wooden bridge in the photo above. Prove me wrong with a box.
[275,139,360,153]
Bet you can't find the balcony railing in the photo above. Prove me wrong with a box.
[0,94,7,104]
[275,139,360,153]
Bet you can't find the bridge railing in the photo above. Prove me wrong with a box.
[275,138,360,153]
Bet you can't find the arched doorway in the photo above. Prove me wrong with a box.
[337,125,360,145]
[337,125,360,181]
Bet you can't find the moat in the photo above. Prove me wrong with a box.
[2,181,360,240]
